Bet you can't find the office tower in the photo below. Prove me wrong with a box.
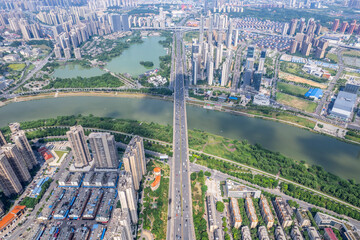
[66,125,91,168]
[258,49,266,72]
[12,130,37,170]
[234,29,239,47]
[221,61,228,86]
[0,153,23,197]
[290,40,298,54]
[207,57,214,85]
[1,144,31,183]
[289,19,298,36]
[122,136,146,190]
[348,20,357,34]
[226,19,233,48]
[243,69,253,87]
[192,58,197,85]
[118,171,138,223]
[247,46,255,58]
[301,41,312,56]
[340,22,348,34]
[0,131,6,147]
[253,71,262,91]
[89,132,118,169]
[282,23,289,36]
[299,19,306,33]
[332,19,340,32]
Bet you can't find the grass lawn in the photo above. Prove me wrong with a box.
[277,92,317,113]
[277,82,308,97]
[54,150,67,160]
[343,50,360,58]
[8,63,26,71]
[184,31,199,42]
[344,71,360,78]
[326,53,338,63]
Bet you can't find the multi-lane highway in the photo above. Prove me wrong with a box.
[167,31,195,240]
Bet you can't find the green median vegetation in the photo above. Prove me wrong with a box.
[3,115,360,220]
[43,73,124,89]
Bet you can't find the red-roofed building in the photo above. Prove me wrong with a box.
[0,205,26,235]
[151,176,161,191]
[153,167,161,176]
[324,228,338,240]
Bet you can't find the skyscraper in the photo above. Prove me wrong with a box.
[258,49,266,72]
[12,130,37,170]
[0,153,23,197]
[226,19,233,48]
[221,61,228,87]
[253,71,263,91]
[207,56,214,86]
[192,58,197,85]
[1,144,31,183]
[89,132,118,169]
[118,171,138,224]
[122,136,146,190]
[0,131,6,147]
[282,23,289,36]
[66,125,91,168]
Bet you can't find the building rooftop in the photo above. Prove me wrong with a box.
[305,88,323,99]
[0,206,26,231]
[245,197,258,222]
[230,198,242,223]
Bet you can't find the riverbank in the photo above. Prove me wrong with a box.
[0,91,357,147]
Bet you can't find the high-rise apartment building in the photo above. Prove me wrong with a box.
[332,19,340,32]
[340,22,348,34]
[230,198,242,228]
[259,195,274,229]
[122,136,146,190]
[245,197,258,228]
[0,131,6,147]
[1,144,31,183]
[89,132,118,169]
[118,171,138,224]
[0,153,23,197]
[12,130,37,170]
[289,19,298,36]
[301,41,312,56]
[66,125,91,168]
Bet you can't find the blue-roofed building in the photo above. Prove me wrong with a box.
[305,88,323,100]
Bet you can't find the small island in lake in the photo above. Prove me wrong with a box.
[140,61,154,68]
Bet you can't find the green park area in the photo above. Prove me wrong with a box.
[277,92,317,113]
[343,50,360,58]
[184,31,200,42]
[280,62,327,83]
[54,150,67,160]
[326,53,338,63]
[277,81,308,98]
[8,63,26,71]
[140,160,169,239]
[191,170,208,240]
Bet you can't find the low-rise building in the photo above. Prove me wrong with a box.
[0,205,26,235]
[259,195,274,229]
[296,208,311,227]
[225,180,261,198]
[206,195,218,232]
[275,226,287,240]
[324,228,338,240]
[291,226,304,240]
[230,197,242,228]
[307,226,321,240]
[245,197,258,228]
[58,172,82,187]
[273,197,293,228]
[242,226,252,240]
[258,225,270,240]
[330,91,357,121]
[151,175,161,191]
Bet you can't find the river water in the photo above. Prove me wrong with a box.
[0,96,359,181]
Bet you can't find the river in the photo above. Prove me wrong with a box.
[0,96,359,182]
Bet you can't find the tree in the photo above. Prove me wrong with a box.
[205,171,211,177]
[216,201,225,212]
